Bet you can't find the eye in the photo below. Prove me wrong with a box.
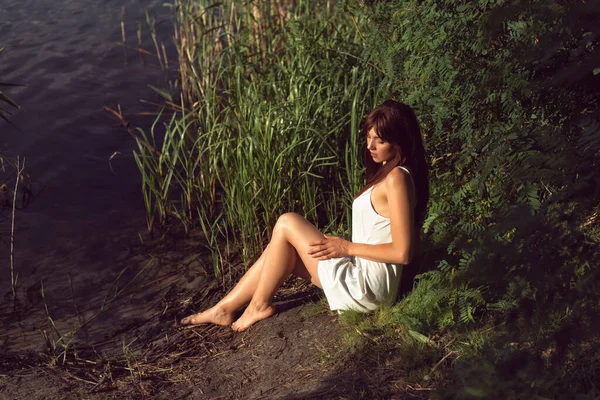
[366,131,385,145]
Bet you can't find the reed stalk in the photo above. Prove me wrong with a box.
[146,11,164,69]
[134,0,384,274]
[121,7,127,65]
[137,21,145,64]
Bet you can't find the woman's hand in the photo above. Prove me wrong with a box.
[308,235,351,260]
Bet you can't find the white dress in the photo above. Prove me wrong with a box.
[317,166,410,312]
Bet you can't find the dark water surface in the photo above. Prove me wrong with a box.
[0,0,181,351]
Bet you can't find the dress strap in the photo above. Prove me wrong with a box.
[398,166,410,174]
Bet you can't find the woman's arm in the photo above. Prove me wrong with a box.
[308,168,415,264]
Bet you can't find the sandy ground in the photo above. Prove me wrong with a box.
[0,231,428,399]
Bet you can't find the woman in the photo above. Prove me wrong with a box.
[181,100,429,332]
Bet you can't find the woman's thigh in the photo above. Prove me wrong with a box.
[276,213,325,288]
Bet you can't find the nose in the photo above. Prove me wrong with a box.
[367,138,375,150]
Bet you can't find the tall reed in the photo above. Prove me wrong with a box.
[134,0,383,274]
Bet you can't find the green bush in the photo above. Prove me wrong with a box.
[354,0,600,396]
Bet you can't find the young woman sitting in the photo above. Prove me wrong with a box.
[181,100,429,331]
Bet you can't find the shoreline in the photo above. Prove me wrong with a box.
[0,227,381,399]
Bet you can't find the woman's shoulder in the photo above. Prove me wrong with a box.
[384,166,411,187]
[384,166,415,203]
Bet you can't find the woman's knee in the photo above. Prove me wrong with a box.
[273,212,302,237]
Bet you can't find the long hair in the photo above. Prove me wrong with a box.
[355,100,429,226]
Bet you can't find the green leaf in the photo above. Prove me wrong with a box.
[407,329,431,344]
[148,84,173,102]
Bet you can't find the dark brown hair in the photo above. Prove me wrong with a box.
[355,100,429,226]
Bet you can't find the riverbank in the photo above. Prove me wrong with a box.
[0,2,438,397]
[0,228,438,399]
[0,1,437,398]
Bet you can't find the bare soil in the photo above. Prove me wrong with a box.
[0,232,431,400]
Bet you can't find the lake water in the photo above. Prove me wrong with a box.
[0,0,182,352]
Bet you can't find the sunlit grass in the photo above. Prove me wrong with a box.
[134,0,383,274]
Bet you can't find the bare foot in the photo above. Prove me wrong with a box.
[231,303,275,332]
[180,305,235,326]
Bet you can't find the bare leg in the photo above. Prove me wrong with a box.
[231,213,325,332]
[182,213,325,329]
[180,247,269,326]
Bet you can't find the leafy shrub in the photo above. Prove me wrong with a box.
[352,0,600,395]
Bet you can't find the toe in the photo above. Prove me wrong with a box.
[181,315,196,325]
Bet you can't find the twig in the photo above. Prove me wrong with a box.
[103,105,161,157]
[406,384,434,391]
[430,350,458,374]
[161,43,168,71]
[350,15,365,41]
[60,369,98,385]
[10,156,24,299]
[117,42,153,56]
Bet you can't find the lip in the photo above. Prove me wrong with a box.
[370,152,377,158]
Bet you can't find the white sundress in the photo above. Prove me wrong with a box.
[317,166,412,312]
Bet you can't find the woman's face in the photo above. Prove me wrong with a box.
[366,128,399,165]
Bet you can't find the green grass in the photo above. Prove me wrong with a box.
[133,0,383,274]
[301,295,330,318]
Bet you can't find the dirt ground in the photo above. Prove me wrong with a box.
[0,232,431,400]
